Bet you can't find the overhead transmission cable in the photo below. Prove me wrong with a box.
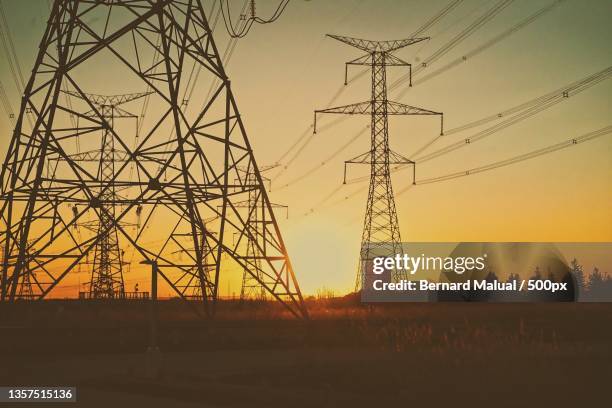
[220,0,290,38]
[413,65,612,164]
[0,0,35,129]
[395,0,567,99]
[410,0,464,38]
[341,64,612,182]
[412,125,612,187]
[298,125,612,219]
[296,183,367,219]
[299,184,346,217]
[410,64,612,158]
[302,67,612,212]
[0,0,25,92]
[0,80,15,125]
[275,125,369,190]
[346,70,608,185]
[389,0,515,90]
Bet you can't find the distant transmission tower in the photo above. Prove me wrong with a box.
[234,165,287,301]
[16,243,34,300]
[314,35,444,291]
[62,91,151,299]
[0,0,306,317]
[1,242,35,300]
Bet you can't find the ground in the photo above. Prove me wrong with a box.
[0,299,610,407]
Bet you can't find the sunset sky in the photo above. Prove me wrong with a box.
[0,0,610,297]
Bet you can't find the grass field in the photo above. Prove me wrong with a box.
[0,299,610,407]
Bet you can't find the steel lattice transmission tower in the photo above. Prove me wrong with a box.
[314,35,443,291]
[234,165,287,301]
[62,91,151,299]
[0,0,306,317]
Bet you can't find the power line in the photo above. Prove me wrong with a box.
[294,183,366,219]
[296,66,611,214]
[298,124,612,218]
[220,0,290,38]
[0,0,36,129]
[421,0,496,41]
[397,0,567,99]
[274,125,369,190]
[409,0,464,38]
[346,67,612,184]
[449,66,611,136]
[410,65,612,159]
[414,66,612,164]
[0,80,15,125]
[413,125,612,186]
[0,0,25,91]
[274,116,347,179]
[390,0,514,90]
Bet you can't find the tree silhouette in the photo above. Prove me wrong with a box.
[570,258,585,292]
[485,271,499,282]
[506,273,519,284]
[531,266,543,281]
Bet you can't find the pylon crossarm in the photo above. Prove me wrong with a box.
[48,149,132,162]
[313,101,372,133]
[62,90,153,107]
[237,164,279,174]
[385,54,412,67]
[343,151,372,184]
[344,54,370,84]
[82,106,137,119]
[386,101,440,115]
[314,101,443,134]
[345,150,372,164]
[387,101,445,135]
[386,54,413,86]
[388,150,415,165]
[346,54,370,66]
[327,34,429,53]
[316,101,372,115]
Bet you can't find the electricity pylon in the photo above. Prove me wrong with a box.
[314,35,444,291]
[62,91,151,299]
[16,243,34,300]
[1,242,35,300]
[0,0,306,318]
[234,165,287,301]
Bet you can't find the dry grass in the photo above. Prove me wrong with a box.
[1,299,610,407]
